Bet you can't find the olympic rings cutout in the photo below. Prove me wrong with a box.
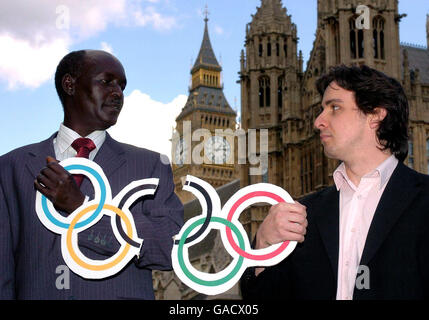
[35,157,159,279]
[172,175,297,296]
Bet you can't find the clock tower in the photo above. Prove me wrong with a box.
[172,13,238,204]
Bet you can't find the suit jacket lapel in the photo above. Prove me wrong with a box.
[80,133,127,195]
[25,132,127,197]
[360,163,421,266]
[25,133,57,178]
[314,186,340,282]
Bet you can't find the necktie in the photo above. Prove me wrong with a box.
[71,138,96,187]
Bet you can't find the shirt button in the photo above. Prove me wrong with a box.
[351,228,356,233]
[357,195,362,200]
[345,261,349,267]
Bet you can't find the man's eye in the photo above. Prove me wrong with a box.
[100,79,108,84]
[332,105,340,111]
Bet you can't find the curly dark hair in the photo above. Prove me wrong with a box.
[54,50,87,106]
[315,64,409,162]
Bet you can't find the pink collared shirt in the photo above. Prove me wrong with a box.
[334,155,398,300]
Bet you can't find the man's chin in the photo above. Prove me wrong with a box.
[97,118,118,131]
[322,147,338,160]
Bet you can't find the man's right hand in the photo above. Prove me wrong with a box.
[34,156,85,214]
[254,202,308,276]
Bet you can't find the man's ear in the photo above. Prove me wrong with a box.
[62,73,76,96]
[369,107,387,130]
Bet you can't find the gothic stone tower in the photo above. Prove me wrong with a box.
[172,16,238,204]
[239,0,303,238]
[315,0,401,78]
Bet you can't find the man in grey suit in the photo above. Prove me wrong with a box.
[0,50,184,299]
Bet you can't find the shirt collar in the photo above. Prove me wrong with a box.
[56,123,106,154]
[333,155,398,191]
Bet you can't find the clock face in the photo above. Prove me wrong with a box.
[204,136,231,164]
[174,138,188,166]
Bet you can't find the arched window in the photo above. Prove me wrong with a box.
[276,42,280,56]
[373,28,378,58]
[265,83,270,107]
[349,18,364,59]
[278,77,283,109]
[259,43,263,57]
[358,29,364,58]
[259,85,264,107]
[267,40,272,57]
[373,16,385,60]
[258,77,270,107]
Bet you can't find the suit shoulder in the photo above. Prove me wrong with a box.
[114,140,170,166]
[299,185,337,206]
[414,170,429,189]
[0,141,42,165]
[397,163,429,186]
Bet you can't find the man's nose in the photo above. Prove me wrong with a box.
[314,109,326,131]
[110,83,123,100]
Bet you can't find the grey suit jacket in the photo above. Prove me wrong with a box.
[0,133,184,299]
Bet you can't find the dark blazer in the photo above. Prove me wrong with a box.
[241,162,429,300]
[0,133,184,300]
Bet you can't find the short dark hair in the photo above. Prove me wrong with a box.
[316,64,409,162]
[54,50,87,106]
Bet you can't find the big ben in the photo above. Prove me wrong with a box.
[172,13,238,204]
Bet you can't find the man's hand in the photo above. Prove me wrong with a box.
[34,156,85,214]
[254,202,308,276]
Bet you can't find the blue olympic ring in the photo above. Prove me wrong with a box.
[41,164,106,229]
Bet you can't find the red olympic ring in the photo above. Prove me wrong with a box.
[226,191,290,261]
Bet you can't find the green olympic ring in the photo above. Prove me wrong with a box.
[177,216,245,286]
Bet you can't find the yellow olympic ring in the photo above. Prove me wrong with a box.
[66,204,133,271]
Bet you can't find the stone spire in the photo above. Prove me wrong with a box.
[253,0,287,23]
[191,10,221,74]
[176,8,235,122]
